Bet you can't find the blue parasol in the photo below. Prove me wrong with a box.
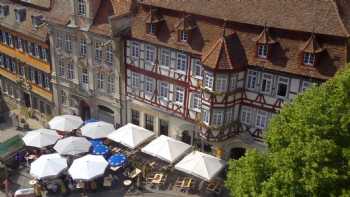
[108,153,127,167]
[84,119,98,125]
[92,144,109,155]
[89,139,104,147]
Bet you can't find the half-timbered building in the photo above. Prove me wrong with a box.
[126,0,350,159]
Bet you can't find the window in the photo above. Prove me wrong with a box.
[67,63,75,80]
[10,60,16,73]
[131,42,140,58]
[191,93,201,110]
[226,108,233,122]
[179,31,188,42]
[97,72,105,89]
[145,45,155,62]
[160,48,171,67]
[212,111,224,126]
[37,71,42,86]
[277,77,289,98]
[257,44,268,58]
[261,73,273,94]
[56,33,63,48]
[159,119,169,136]
[64,33,72,53]
[0,5,9,17]
[148,23,157,34]
[202,109,210,124]
[34,44,39,57]
[303,53,315,66]
[175,87,185,104]
[256,110,268,129]
[81,68,88,85]
[61,90,67,105]
[78,0,86,16]
[80,38,87,57]
[301,81,312,92]
[192,59,202,77]
[106,45,113,65]
[144,76,154,94]
[176,53,187,72]
[42,48,48,61]
[240,107,252,125]
[15,8,26,22]
[131,110,140,125]
[204,71,214,89]
[215,75,227,92]
[58,58,65,77]
[95,41,102,63]
[43,75,50,89]
[18,64,24,76]
[159,81,169,99]
[131,72,141,89]
[246,70,258,90]
[107,74,115,93]
[145,114,154,131]
[230,75,236,91]
[29,68,35,82]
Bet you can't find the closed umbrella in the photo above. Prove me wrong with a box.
[54,137,91,156]
[108,154,127,167]
[68,154,108,181]
[49,115,83,132]
[30,153,67,180]
[81,121,114,139]
[22,129,59,148]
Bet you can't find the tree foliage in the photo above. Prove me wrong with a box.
[225,67,350,197]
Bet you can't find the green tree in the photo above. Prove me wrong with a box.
[225,67,350,197]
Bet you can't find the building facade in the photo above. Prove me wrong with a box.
[125,0,350,159]
[47,0,131,126]
[0,0,63,120]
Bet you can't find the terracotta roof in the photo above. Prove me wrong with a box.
[0,0,67,42]
[139,0,350,37]
[300,34,324,53]
[145,8,163,23]
[253,27,276,44]
[111,0,135,16]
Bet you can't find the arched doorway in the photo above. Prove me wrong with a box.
[230,148,246,160]
[79,100,91,121]
[181,130,192,145]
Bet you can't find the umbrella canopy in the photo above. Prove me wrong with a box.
[108,153,127,167]
[48,115,83,132]
[175,151,226,181]
[30,153,67,180]
[107,123,154,149]
[22,129,60,148]
[84,119,98,125]
[54,137,91,156]
[89,139,104,147]
[141,135,191,163]
[91,144,109,156]
[81,121,114,139]
[68,154,108,181]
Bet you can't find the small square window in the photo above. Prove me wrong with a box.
[179,31,188,42]
[257,44,268,58]
[148,23,157,34]
[303,53,315,66]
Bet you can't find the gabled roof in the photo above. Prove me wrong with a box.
[174,15,196,31]
[253,27,276,44]
[139,0,350,37]
[300,34,324,53]
[202,31,239,70]
[145,8,163,23]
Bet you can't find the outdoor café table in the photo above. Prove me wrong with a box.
[151,173,163,184]
[129,168,141,179]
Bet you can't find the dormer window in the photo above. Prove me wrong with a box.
[15,8,26,22]
[257,44,268,58]
[78,0,86,16]
[253,26,276,59]
[303,52,315,66]
[0,5,9,17]
[32,15,44,28]
[300,34,323,66]
[147,23,157,35]
[179,31,188,42]
[175,15,196,44]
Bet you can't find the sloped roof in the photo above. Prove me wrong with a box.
[174,15,196,31]
[202,31,244,70]
[253,27,276,44]
[145,8,163,23]
[139,0,350,37]
[300,34,324,53]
